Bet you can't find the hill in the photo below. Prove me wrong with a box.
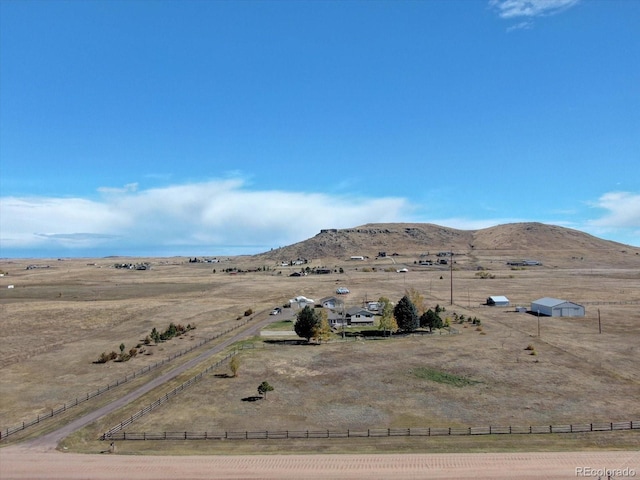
[254,222,640,268]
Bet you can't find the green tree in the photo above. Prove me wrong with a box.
[295,305,321,342]
[150,327,160,344]
[258,381,274,399]
[229,355,240,377]
[119,343,125,354]
[377,296,398,336]
[394,295,419,332]
[420,308,443,332]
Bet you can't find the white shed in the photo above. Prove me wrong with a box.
[487,295,509,306]
[530,297,585,317]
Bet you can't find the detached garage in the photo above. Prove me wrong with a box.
[487,295,510,306]
[530,297,585,317]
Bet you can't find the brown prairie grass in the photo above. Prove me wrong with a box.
[1,252,639,454]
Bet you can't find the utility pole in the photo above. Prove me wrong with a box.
[450,249,454,306]
[598,308,602,334]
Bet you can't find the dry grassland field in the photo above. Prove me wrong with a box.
[1,231,640,455]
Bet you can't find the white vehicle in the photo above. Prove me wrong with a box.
[336,287,350,294]
[396,268,408,273]
[270,307,282,315]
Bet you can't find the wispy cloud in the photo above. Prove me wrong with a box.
[489,0,580,19]
[507,20,533,32]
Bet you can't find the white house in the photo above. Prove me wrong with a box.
[345,307,375,326]
[530,297,585,317]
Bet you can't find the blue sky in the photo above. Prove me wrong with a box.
[1,0,638,258]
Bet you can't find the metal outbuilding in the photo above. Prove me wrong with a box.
[530,297,585,317]
[487,295,510,306]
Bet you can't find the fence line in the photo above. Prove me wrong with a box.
[101,421,638,442]
[0,316,258,441]
[100,351,238,439]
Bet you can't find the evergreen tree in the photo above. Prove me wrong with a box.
[420,308,443,332]
[295,305,320,342]
[393,295,419,332]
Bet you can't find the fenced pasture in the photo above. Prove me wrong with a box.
[1,252,639,453]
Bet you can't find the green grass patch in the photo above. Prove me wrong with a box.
[263,319,294,330]
[411,367,480,387]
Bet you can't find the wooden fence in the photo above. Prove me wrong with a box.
[100,352,237,440]
[101,421,638,441]
[0,316,257,441]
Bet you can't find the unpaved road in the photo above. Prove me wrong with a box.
[1,448,639,479]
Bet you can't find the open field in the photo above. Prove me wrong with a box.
[1,240,639,454]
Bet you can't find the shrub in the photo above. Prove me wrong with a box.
[244,308,253,316]
[524,344,535,351]
[95,352,110,363]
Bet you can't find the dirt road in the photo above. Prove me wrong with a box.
[1,448,638,479]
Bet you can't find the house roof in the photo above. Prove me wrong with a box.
[345,306,373,316]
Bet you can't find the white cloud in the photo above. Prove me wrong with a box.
[489,0,580,19]
[507,21,533,32]
[581,191,640,246]
[587,192,640,228]
[0,179,411,255]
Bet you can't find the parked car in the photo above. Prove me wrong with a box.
[270,307,282,315]
[336,287,350,294]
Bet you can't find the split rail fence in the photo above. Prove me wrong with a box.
[102,421,638,442]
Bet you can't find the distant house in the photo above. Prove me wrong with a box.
[319,296,342,309]
[367,301,380,312]
[486,295,510,307]
[345,307,375,326]
[530,297,585,317]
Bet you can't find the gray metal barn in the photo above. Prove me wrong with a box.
[530,297,585,317]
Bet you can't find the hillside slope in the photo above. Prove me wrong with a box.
[254,222,639,268]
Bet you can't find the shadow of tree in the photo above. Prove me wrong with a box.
[241,396,263,402]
